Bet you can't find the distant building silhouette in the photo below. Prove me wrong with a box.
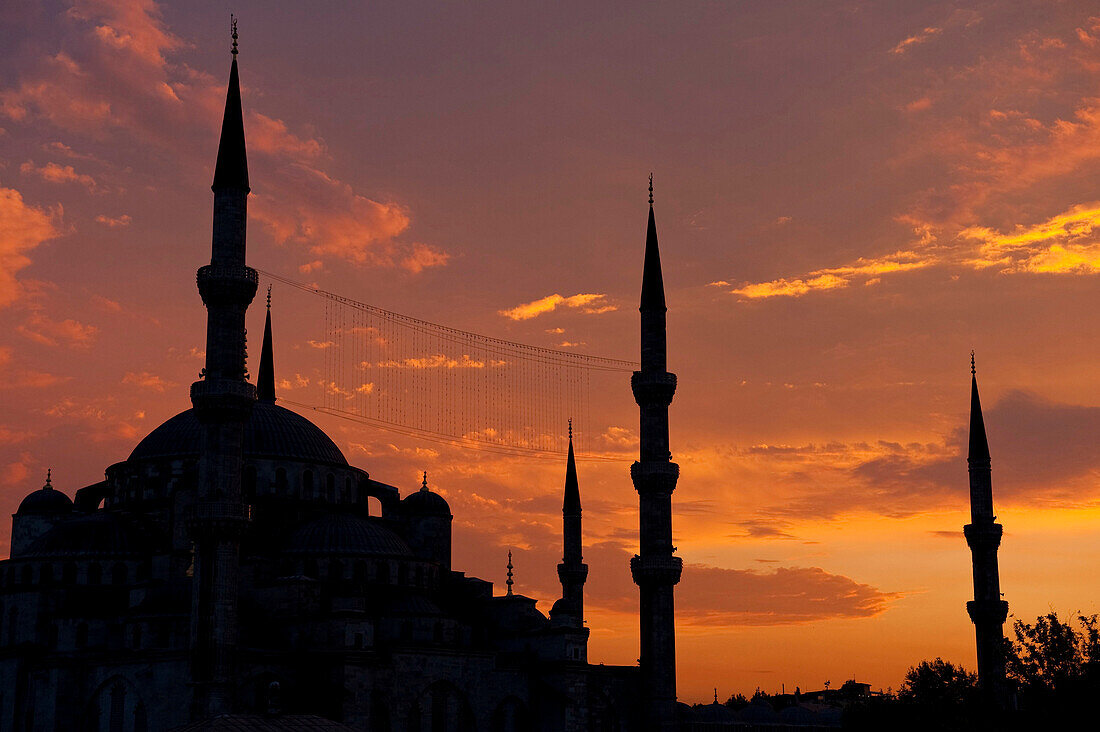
[964,355,1009,707]
[0,37,665,731]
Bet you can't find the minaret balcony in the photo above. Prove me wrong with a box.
[557,562,589,585]
[631,371,677,406]
[631,461,679,495]
[197,264,259,306]
[630,554,683,586]
[967,599,1009,625]
[963,522,1003,550]
[191,378,256,421]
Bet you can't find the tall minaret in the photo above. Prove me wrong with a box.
[257,286,276,403]
[187,20,257,719]
[557,419,588,626]
[630,177,681,730]
[964,354,1009,707]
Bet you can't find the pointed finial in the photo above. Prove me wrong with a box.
[266,284,271,310]
[44,468,52,489]
[648,173,654,207]
[231,14,239,57]
[421,471,428,492]
[714,688,719,704]
[970,350,976,376]
[568,417,573,440]
[506,550,514,596]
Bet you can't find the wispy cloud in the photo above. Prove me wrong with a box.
[0,185,62,307]
[891,26,942,55]
[961,202,1100,273]
[499,293,615,320]
[20,160,97,190]
[715,251,933,299]
[121,370,175,391]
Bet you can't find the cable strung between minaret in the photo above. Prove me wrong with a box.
[964,354,1009,709]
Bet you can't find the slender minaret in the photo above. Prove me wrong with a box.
[557,419,588,626]
[630,176,681,731]
[257,286,276,402]
[187,19,257,719]
[964,353,1009,707]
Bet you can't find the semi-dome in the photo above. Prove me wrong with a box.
[129,401,347,466]
[16,472,74,516]
[26,513,152,557]
[285,513,411,557]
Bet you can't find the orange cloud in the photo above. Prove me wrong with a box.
[247,112,325,158]
[0,185,62,307]
[890,27,942,55]
[121,370,175,391]
[499,293,615,320]
[17,312,98,348]
[20,160,97,189]
[369,354,490,370]
[961,202,1100,273]
[719,251,933,299]
[251,164,413,266]
[94,213,131,227]
[400,242,450,273]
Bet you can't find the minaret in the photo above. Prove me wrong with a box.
[630,176,681,730]
[187,19,258,719]
[964,353,1009,707]
[257,286,275,402]
[557,419,588,626]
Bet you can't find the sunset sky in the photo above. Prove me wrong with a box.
[4,0,1100,703]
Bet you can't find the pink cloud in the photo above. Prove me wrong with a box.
[0,185,62,307]
[17,312,98,348]
[21,160,98,189]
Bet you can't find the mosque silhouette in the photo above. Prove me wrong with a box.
[0,30,1005,732]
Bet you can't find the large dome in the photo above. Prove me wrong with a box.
[128,401,347,466]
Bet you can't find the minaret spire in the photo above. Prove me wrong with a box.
[188,27,258,720]
[631,176,681,731]
[964,354,1009,708]
[506,551,514,596]
[257,286,275,402]
[557,420,588,629]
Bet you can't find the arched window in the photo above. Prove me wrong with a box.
[88,564,102,585]
[343,476,352,503]
[376,562,390,584]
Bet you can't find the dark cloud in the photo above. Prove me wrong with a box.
[453,523,897,627]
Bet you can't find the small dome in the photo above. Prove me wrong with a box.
[696,703,737,723]
[285,513,411,557]
[16,473,74,516]
[26,513,152,557]
[129,401,347,466]
[402,479,450,517]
